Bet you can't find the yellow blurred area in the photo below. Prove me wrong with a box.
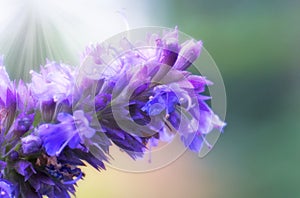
[75,152,220,198]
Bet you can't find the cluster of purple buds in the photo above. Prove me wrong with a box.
[0,28,225,197]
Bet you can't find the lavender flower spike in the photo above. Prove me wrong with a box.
[0,27,225,197]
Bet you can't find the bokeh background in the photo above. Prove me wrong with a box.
[0,0,299,197]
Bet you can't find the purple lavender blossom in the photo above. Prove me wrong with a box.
[0,178,15,198]
[21,135,42,155]
[29,61,75,103]
[0,57,103,197]
[0,27,225,197]
[37,110,95,156]
[84,28,225,155]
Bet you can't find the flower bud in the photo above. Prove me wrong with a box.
[21,135,42,155]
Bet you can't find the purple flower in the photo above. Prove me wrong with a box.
[0,58,34,139]
[21,135,42,155]
[173,39,203,70]
[40,99,56,122]
[29,61,75,103]
[38,110,95,156]
[14,160,36,181]
[91,28,225,153]
[79,44,121,81]
[0,28,225,197]
[0,179,16,198]
[157,28,179,66]
[0,64,13,104]
[0,72,16,135]
[11,113,34,137]
[16,80,36,113]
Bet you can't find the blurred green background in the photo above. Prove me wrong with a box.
[152,0,300,197]
[151,1,300,197]
[1,0,299,197]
